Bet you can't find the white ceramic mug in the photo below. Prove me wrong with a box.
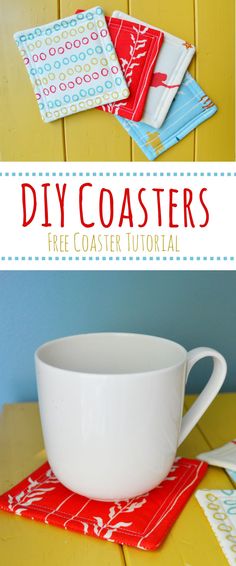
[35,333,227,500]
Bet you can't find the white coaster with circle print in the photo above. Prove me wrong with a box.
[14,6,129,122]
[113,10,195,128]
[196,490,236,566]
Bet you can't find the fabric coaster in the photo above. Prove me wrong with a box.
[76,11,164,121]
[196,490,236,566]
[113,11,195,129]
[198,440,236,472]
[14,7,129,123]
[0,457,207,551]
[226,469,236,485]
[116,73,217,160]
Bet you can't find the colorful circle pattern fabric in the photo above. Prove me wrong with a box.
[14,6,129,122]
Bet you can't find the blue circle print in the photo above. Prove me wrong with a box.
[86,11,94,20]
[105,80,112,89]
[106,43,113,52]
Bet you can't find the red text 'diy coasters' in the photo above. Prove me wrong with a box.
[76,11,164,121]
[0,458,207,550]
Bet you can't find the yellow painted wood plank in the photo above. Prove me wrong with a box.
[0,0,65,161]
[0,403,44,493]
[60,0,131,162]
[185,392,236,448]
[195,0,235,161]
[129,0,196,162]
[0,403,125,566]
[123,395,233,566]
[0,514,125,566]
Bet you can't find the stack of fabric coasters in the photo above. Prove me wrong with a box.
[113,11,217,159]
[14,5,218,158]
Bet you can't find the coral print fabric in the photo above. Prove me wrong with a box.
[14,7,129,123]
[117,73,217,160]
[196,490,236,566]
[0,458,207,550]
[76,11,164,120]
[113,11,195,128]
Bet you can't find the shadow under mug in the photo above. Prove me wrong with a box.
[35,333,227,500]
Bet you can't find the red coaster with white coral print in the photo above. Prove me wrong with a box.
[0,458,207,550]
[76,11,164,121]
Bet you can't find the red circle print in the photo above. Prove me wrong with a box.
[33,54,38,62]
[49,48,56,56]
[43,88,49,96]
[111,66,118,74]
[59,83,66,91]
[100,29,107,37]
[40,52,46,61]
[101,68,108,76]
[91,32,98,40]
[92,72,99,80]
[68,81,74,88]
[84,74,91,83]
[75,76,82,85]
[50,85,56,93]
[74,40,81,48]
[58,47,64,54]
[65,41,72,49]
[82,37,89,45]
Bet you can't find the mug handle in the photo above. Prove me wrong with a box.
[178,347,227,446]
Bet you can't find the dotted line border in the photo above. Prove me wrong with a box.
[0,172,235,178]
[0,256,235,262]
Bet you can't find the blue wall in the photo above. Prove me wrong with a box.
[0,271,235,409]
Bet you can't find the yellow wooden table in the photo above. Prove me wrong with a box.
[0,393,235,565]
[0,0,235,161]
